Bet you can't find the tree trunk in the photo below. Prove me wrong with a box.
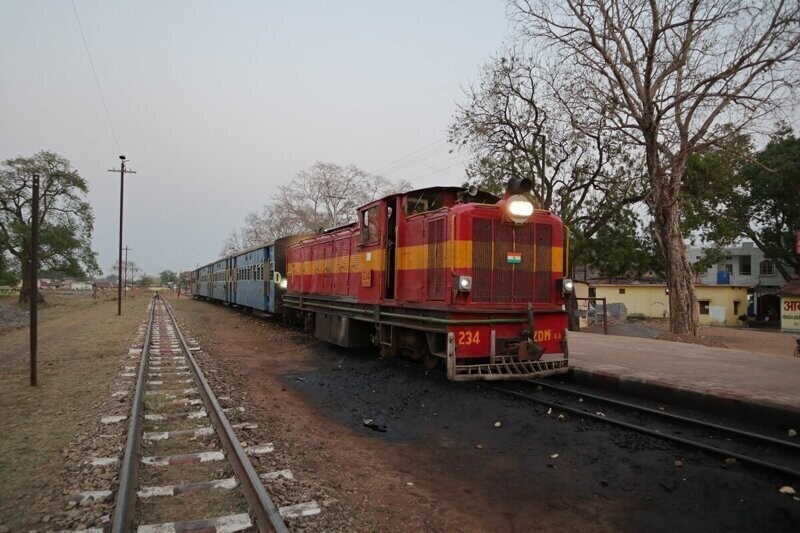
[17,258,45,305]
[654,201,698,335]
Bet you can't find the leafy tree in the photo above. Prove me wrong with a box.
[137,274,154,288]
[0,252,18,286]
[511,0,800,334]
[159,269,178,286]
[685,127,800,281]
[739,129,800,280]
[0,151,98,303]
[577,208,655,279]
[223,162,410,253]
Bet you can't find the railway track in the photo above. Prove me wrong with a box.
[489,379,800,479]
[111,294,311,532]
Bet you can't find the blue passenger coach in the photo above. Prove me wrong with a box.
[192,243,277,313]
[232,244,276,312]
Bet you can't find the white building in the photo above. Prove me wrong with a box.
[686,242,784,320]
[687,241,783,288]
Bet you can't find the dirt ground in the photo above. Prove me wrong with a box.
[171,297,800,532]
[2,293,797,531]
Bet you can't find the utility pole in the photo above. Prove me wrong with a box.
[108,156,136,316]
[124,246,132,297]
[30,174,39,387]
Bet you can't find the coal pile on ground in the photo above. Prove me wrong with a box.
[286,350,799,532]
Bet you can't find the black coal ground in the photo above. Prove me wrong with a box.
[286,346,799,532]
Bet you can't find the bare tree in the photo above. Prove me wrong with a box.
[511,0,800,334]
[449,51,645,245]
[224,162,410,250]
[220,228,244,257]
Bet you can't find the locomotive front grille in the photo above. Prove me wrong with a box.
[472,218,551,304]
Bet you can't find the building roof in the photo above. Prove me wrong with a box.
[779,278,800,296]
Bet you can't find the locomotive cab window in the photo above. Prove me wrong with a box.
[405,191,443,215]
[360,206,379,245]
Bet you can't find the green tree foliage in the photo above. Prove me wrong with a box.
[137,274,154,288]
[685,128,799,281]
[0,151,98,302]
[739,129,800,281]
[575,208,655,279]
[0,252,18,285]
[159,270,178,286]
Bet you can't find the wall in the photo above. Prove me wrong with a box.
[695,286,748,326]
[594,285,748,326]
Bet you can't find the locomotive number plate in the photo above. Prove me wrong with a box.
[452,326,490,356]
[457,330,481,346]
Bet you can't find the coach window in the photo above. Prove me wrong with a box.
[361,205,379,245]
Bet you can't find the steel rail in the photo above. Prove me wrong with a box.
[161,296,288,533]
[488,384,800,479]
[112,293,157,532]
[528,379,800,452]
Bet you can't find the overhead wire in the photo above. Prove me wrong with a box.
[395,157,467,185]
[70,0,122,153]
[369,139,450,176]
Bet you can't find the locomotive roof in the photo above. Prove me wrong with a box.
[379,185,500,204]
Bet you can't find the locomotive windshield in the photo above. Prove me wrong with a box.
[405,190,444,215]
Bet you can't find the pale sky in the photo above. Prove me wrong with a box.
[0,0,513,276]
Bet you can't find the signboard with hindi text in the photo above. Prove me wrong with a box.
[781,296,800,332]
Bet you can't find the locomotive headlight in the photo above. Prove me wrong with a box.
[559,278,574,294]
[507,194,534,223]
[280,278,288,289]
[457,275,472,292]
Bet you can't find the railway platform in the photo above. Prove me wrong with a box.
[566,331,800,428]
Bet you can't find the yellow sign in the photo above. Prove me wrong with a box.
[781,296,800,332]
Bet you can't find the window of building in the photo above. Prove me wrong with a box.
[699,300,710,315]
[734,300,741,316]
[618,288,626,294]
[760,260,775,276]
[739,255,751,275]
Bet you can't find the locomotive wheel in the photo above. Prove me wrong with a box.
[422,352,441,369]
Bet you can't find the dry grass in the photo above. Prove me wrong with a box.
[0,293,148,531]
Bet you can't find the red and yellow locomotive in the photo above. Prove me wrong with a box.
[282,180,572,380]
